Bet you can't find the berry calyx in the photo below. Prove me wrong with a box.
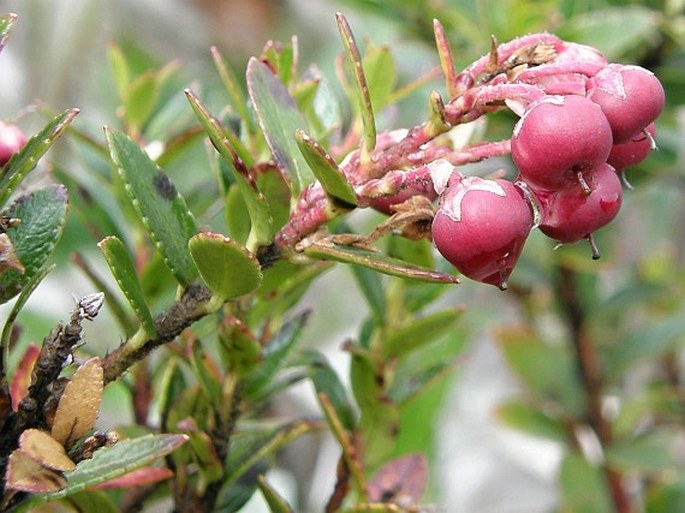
[432,175,533,289]
[0,121,27,167]
[511,95,613,190]
[587,64,665,144]
[534,162,623,247]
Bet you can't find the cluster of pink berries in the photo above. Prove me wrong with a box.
[432,46,665,289]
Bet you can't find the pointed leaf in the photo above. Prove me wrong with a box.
[0,13,17,54]
[363,44,397,113]
[189,232,262,305]
[225,421,318,488]
[295,129,357,206]
[495,399,568,442]
[244,311,309,398]
[0,185,68,303]
[17,434,189,510]
[0,108,78,208]
[258,476,295,513]
[5,449,67,494]
[51,357,104,448]
[211,46,255,134]
[185,90,272,248]
[246,58,313,195]
[383,308,463,359]
[336,13,376,157]
[107,43,131,102]
[98,236,157,337]
[123,71,159,135]
[304,243,459,284]
[105,126,198,286]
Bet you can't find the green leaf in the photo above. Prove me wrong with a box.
[0,108,79,208]
[304,242,459,284]
[559,452,613,513]
[606,432,678,473]
[211,46,255,135]
[0,13,17,53]
[350,264,385,326]
[189,232,262,306]
[123,72,159,135]
[496,329,584,415]
[0,185,68,304]
[301,350,356,431]
[560,7,661,61]
[336,13,376,157]
[383,308,463,359]
[224,421,318,488]
[258,476,295,513]
[15,434,189,511]
[243,311,309,399]
[495,399,568,442]
[609,310,685,375]
[185,89,272,249]
[647,477,685,513]
[246,58,313,195]
[363,44,397,113]
[107,43,131,102]
[295,129,357,206]
[105,126,198,286]
[98,236,157,337]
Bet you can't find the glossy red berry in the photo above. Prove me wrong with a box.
[432,176,533,289]
[0,121,27,167]
[535,162,622,246]
[587,64,665,144]
[511,95,613,190]
[607,123,656,172]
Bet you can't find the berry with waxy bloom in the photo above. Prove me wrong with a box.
[587,64,665,144]
[0,121,27,167]
[534,162,623,248]
[511,95,613,190]
[432,175,534,289]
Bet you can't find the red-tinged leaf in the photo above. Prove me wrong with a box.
[91,466,174,490]
[5,449,67,493]
[368,453,428,505]
[19,429,75,472]
[10,342,40,410]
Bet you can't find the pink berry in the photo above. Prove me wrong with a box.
[607,122,656,171]
[511,95,613,190]
[535,162,622,245]
[0,121,27,167]
[587,64,665,144]
[432,176,533,289]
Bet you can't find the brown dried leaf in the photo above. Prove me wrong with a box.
[10,342,40,410]
[5,449,67,493]
[19,428,75,471]
[51,357,104,447]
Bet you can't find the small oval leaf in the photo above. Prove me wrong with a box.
[188,232,262,303]
[51,357,104,448]
[0,185,69,304]
[5,449,67,493]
